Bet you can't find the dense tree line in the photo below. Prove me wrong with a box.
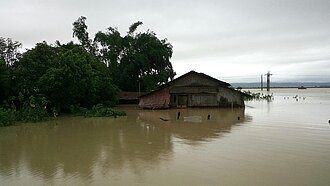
[0,16,175,125]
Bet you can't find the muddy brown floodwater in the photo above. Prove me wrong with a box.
[1,88,330,186]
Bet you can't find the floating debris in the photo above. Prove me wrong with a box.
[242,91,273,101]
[160,117,169,121]
[184,116,202,123]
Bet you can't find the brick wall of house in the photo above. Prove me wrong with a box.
[139,87,171,109]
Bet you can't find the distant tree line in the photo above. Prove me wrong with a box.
[0,16,175,126]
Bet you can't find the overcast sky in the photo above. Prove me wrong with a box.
[1,0,330,82]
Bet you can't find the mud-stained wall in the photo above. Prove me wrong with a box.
[139,71,245,109]
[169,87,244,108]
[217,87,244,107]
[190,94,218,107]
[139,87,171,109]
[140,86,244,109]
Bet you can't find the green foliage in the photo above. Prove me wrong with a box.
[0,37,21,106]
[0,37,22,65]
[69,105,89,116]
[12,95,49,123]
[86,104,126,117]
[128,21,143,35]
[1,17,174,125]
[0,58,10,105]
[71,104,126,117]
[12,42,118,113]
[94,27,123,73]
[72,16,96,54]
[0,94,49,126]
[120,31,175,91]
[15,106,49,123]
[0,102,125,127]
[74,17,176,92]
[0,108,15,127]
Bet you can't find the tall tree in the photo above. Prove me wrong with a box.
[94,27,123,71]
[72,16,96,54]
[0,58,10,105]
[128,21,143,35]
[115,22,175,91]
[73,17,176,92]
[0,37,21,107]
[0,37,21,65]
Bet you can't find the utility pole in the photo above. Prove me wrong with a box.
[264,71,273,91]
[261,74,263,91]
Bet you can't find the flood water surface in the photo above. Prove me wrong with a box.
[1,88,330,185]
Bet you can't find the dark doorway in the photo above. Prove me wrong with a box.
[178,95,188,107]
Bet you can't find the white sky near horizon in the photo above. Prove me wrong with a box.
[1,0,330,82]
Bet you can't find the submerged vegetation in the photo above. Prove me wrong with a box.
[0,108,15,127]
[0,107,48,127]
[242,90,274,101]
[71,104,126,118]
[0,16,174,126]
[84,105,126,117]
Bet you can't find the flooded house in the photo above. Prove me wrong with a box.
[139,71,247,109]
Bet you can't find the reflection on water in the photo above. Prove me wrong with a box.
[0,107,247,185]
[137,108,249,145]
[1,88,330,185]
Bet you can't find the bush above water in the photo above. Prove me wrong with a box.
[0,107,49,127]
[0,104,126,127]
[15,106,49,122]
[73,104,126,117]
[242,91,274,101]
[0,108,15,127]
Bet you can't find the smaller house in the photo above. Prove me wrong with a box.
[139,71,247,109]
[118,91,146,104]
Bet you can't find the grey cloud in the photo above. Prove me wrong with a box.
[1,0,329,82]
